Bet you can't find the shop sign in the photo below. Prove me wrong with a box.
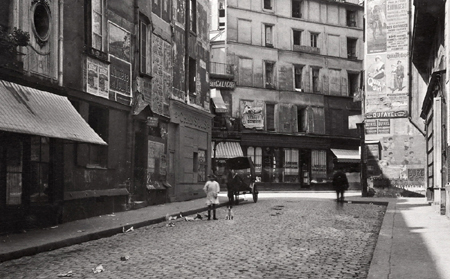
[210,79,236,89]
[110,56,131,101]
[147,117,159,127]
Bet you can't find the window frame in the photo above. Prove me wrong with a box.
[347,37,358,59]
[190,0,197,33]
[348,72,359,97]
[292,0,302,18]
[266,103,276,131]
[293,29,302,46]
[346,10,356,27]
[312,67,320,93]
[264,24,274,47]
[297,106,307,132]
[264,61,276,89]
[139,16,151,76]
[90,0,106,52]
[263,0,273,11]
[294,65,303,90]
[310,32,319,48]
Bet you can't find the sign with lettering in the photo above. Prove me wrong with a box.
[110,56,131,97]
[147,117,159,127]
[210,79,236,89]
[241,100,264,129]
[86,57,109,99]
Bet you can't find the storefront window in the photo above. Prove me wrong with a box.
[247,146,262,176]
[30,137,50,203]
[6,141,23,205]
[283,148,299,183]
[311,150,327,182]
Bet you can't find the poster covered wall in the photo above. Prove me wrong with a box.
[241,100,264,130]
[365,0,410,118]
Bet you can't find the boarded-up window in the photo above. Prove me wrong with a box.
[327,34,340,57]
[266,103,275,131]
[329,69,341,95]
[239,58,253,86]
[238,19,252,44]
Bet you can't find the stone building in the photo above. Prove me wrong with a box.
[412,0,449,215]
[210,0,363,189]
[0,0,211,234]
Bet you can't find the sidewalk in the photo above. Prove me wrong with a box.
[1,193,450,279]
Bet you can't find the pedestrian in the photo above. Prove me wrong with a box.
[332,167,349,202]
[204,174,220,220]
[226,170,235,206]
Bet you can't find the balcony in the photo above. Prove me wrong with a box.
[210,62,234,79]
[293,45,320,54]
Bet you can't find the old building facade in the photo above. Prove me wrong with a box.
[0,0,211,233]
[412,0,449,215]
[210,0,363,189]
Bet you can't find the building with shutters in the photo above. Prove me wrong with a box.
[209,0,363,189]
[0,0,212,234]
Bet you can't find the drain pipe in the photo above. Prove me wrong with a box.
[58,0,64,87]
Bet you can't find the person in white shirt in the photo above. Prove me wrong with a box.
[203,174,220,220]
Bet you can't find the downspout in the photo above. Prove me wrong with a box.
[185,0,189,103]
[58,0,64,86]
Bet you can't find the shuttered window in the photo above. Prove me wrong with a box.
[266,103,275,131]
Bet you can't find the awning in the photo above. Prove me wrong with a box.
[331,149,360,163]
[211,88,228,113]
[0,80,107,145]
[212,141,243,158]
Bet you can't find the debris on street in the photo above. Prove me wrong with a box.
[123,226,134,233]
[57,271,73,277]
[166,222,175,227]
[92,264,104,274]
[120,255,130,261]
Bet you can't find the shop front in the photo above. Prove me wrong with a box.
[0,80,106,233]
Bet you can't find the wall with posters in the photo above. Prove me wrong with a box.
[364,0,426,192]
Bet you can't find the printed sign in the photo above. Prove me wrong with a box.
[241,100,264,129]
[110,56,131,97]
[86,57,109,99]
[209,79,236,89]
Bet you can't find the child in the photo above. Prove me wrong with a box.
[203,174,220,220]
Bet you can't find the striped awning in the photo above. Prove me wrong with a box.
[0,80,107,145]
[212,141,243,158]
[331,149,360,163]
[211,88,228,113]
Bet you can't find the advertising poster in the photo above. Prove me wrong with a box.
[152,36,172,116]
[109,22,131,62]
[110,56,131,97]
[241,100,264,129]
[366,0,387,53]
[365,0,410,119]
[86,57,109,99]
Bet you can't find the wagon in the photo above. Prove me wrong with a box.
[225,156,259,205]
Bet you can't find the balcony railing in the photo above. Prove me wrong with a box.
[210,62,234,78]
[293,45,320,54]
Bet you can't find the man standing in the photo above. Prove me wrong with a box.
[332,167,349,202]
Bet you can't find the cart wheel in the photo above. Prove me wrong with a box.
[252,184,258,203]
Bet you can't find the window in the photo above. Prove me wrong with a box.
[32,1,51,46]
[265,61,275,89]
[6,141,22,205]
[219,1,225,17]
[297,107,307,132]
[347,38,357,59]
[311,150,327,180]
[247,147,263,175]
[263,0,273,10]
[293,30,302,46]
[348,72,359,97]
[30,137,50,203]
[139,19,149,75]
[189,57,197,95]
[264,24,273,47]
[88,105,109,166]
[91,0,105,51]
[283,149,299,182]
[266,103,275,131]
[312,68,320,92]
[310,33,319,48]
[346,10,356,27]
[292,0,302,18]
[294,65,303,90]
[190,0,197,33]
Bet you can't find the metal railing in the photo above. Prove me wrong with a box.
[210,62,234,76]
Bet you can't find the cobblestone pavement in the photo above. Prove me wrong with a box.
[0,198,385,279]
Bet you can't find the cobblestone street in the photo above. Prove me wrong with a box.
[0,197,385,279]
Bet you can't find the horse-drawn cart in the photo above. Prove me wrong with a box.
[225,156,259,205]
